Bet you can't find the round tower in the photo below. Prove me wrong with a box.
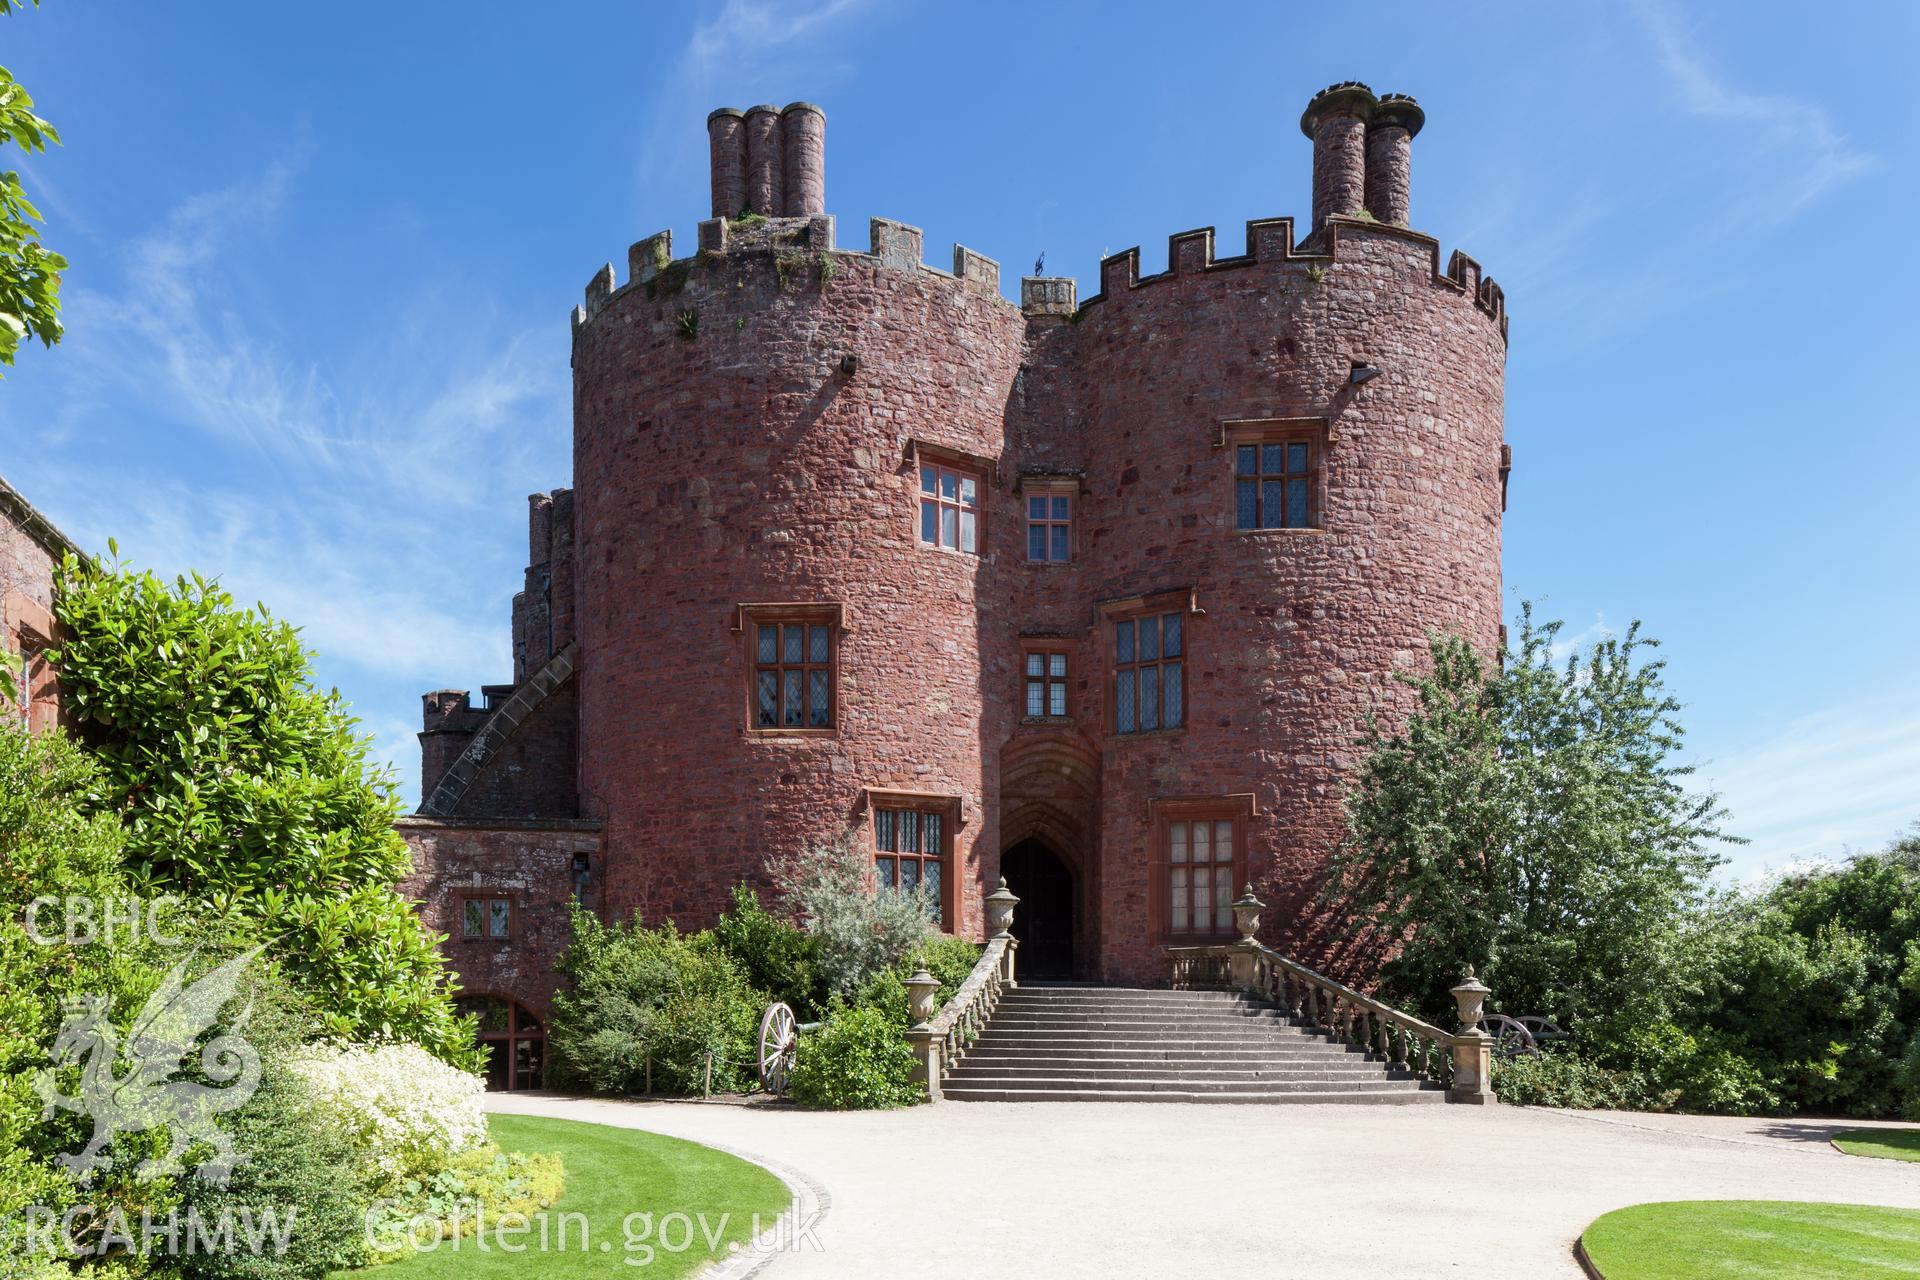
[570,109,1025,932]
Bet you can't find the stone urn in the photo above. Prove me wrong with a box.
[1450,966,1491,1033]
[1231,885,1265,943]
[985,876,1020,939]
[905,966,940,1028]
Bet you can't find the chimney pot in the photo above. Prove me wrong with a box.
[1366,94,1424,226]
[743,104,784,217]
[706,108,747,220]
[781,102,826,216]
[1300,81,1377,233]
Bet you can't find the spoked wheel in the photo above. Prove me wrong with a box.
[757,1002,798,1095]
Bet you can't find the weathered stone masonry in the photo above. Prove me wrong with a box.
[402,81,1509,1029]
[1,473,78,734]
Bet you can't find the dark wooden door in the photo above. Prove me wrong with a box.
[1002,839,1075,979]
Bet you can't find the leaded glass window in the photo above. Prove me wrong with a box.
[1234,439,1313,529]
[1114,612,1185,734]
[1168,818,1235,935]
[753,620,834,729]
[874,805,947,925]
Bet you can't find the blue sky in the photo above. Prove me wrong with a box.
[3,1,1915,881]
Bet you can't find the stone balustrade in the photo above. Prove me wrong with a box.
[906,878,1020,1102]
[1166,887,1497,1104]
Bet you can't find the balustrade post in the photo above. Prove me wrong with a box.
[1446,968,1497,1105]
[905,966,943,1102]
[986,877,1021,989]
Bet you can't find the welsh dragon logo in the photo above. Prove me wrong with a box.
[34,948,265,1187]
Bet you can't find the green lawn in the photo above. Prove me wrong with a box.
[347,1115,792,1279]
[1580,1201,1920,1279]
[1834,1128,1920,1163]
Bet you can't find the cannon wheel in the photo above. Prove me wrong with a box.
[757,1002,799,1095]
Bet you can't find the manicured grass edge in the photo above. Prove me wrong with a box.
[1573,1235,1607,1279]
[1829,1128,1920,1163]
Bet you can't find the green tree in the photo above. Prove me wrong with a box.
[50,553,476,1066]
[0,0,66,372]
[1326,606,1734,1033]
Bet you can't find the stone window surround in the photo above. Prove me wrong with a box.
[1145,792,1257,945]
[1097,587,1203,739]
[733,602,844,739]
[859,786,963,930]
[1217,417,1332,536]
[1017,474,1079,564]
[457,891,518,941]
[904,438,998,558]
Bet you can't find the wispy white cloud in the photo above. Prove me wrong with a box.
[635,0,874,202]
[1628,0,1876,222]
[3,158,571,802]
[1698,697,1920,879]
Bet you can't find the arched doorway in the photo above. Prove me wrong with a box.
[456,994,546,1090]
[1002,839,1075,979]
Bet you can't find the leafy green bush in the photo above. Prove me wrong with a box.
[175,1066,375,1280]
[771,831,933,999]
[0,723,178,1275]
[714,883,823,1018]
[51,555,474,1067]
[786,1005,921,1110]
[1492,1048,1656,1110]
[916,935,984,1000]
[549,908,764,1095]
[851,936,985,1030]
[1677,835,1920,1118]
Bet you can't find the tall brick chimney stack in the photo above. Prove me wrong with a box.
[1300,81,1377,233]
[706,108,747,218]
[708,101,827,218]
[1365,94,1424,226]
[743,105,785,217]
[780,102,826,216]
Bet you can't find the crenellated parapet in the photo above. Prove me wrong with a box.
[569,209,1017,343]
[1078,215,1507,341]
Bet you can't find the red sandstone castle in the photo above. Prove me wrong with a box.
[402,83,1509,1086]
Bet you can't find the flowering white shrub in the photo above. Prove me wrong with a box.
[287,1042,488,1189]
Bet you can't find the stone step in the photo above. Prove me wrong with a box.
[947,1064,1412,1083]
[941,1071,1428,1092]
[941,1085,1447,1105]
[983,1015,1304,1031]
[954,986,1442,1105]
[969,1043,1366,1063]
[1006,990,1259,997]
[972,1032,1368,1050]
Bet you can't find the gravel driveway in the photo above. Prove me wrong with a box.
[486,1092,1920,1278]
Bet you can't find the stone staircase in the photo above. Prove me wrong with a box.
[941,984,1448,1104]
